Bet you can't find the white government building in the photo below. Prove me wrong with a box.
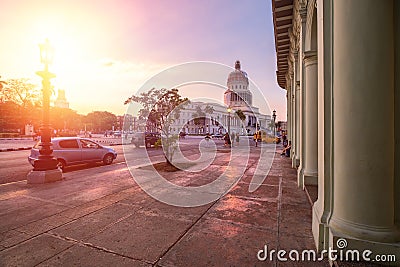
[169,61,271,135]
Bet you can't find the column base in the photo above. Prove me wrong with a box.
[328,228,400,265]
[27,169,63,184]
[303,170,318,186]
[312,203,330,252]
[291,155,300,168]
[329,216,400,243]
[297,166,304,188]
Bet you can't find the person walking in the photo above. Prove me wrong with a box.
[204,133,211,147]
[224,133,231,147]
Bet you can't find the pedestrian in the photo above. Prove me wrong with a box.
[204,133,211,147]
[236,133,239,143]
[224,133,231,147]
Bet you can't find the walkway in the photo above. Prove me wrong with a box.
[0,145,327,266]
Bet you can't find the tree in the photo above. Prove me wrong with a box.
[1,78,40,108]
[0,76,7,100]
[84,111,118,132]
[0,78,42,133]
[192,104,214,133]
[125,88,189,164]
[50,107,84,132]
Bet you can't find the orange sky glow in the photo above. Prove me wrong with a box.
[1,0,287,120]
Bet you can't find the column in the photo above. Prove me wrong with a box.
[287,84,292,144]
[330,0,399,245]
[302,51,318,185]
[292,53,301,168]
[395,0,400,232]
[297,8,307,188]
[312,0,333,252]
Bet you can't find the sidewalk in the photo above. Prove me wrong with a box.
[0,146,327,266]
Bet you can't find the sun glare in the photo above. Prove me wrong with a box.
[33,18,85,73]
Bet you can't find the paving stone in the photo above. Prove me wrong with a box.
[16,213,72,236]
[227,182,279,201]
[0,230,32,250]
[158,217,278,267]
[276,234,329,266]
[281,186,310,207]
[86,211,195,263]
[0,202,68,234]
[51,203,139,241]
[241,174,281,186]
[205,196,278,231]
[142,200,213,222]
[38,244,151,267]
[0,234,73,267]
[279,204,313,238]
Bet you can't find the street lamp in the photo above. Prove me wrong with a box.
[227,107,232,135]
[27,39,63,184]
[272,109,277,140]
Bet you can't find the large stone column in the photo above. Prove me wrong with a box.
[297,7,307,188]
[312,0,333,252]
[292,52,301,168]
[302,51,318,185]
[395,0,400,233]
[329,0,399,249]
[287,83,292,144]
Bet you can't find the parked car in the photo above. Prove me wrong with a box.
[112,131,122,137]
[28,137,117,171]
[212,133,224,139]
[131,132,161,148]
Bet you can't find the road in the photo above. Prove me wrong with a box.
[0,137,232,184]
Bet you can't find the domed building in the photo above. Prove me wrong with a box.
[169,60,270,136]
[224,60,252,107]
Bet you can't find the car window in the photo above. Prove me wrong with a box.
[80,139,99,149]
[59,139,80,149]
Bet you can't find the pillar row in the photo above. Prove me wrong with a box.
[329,0,399,243]
[302,51,318,185]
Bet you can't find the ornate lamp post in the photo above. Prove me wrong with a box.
[227,107,232,135]
[272,109,277,140]
[27,39,63,184]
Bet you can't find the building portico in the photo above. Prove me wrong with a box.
[272,0,400,262]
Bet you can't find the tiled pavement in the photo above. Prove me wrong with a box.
[0,145,330,266]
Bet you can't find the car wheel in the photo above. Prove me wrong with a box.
[57,159,66,171]
[103,154,114,165]
[145,142,151,148]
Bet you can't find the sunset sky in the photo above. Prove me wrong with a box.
[0,0,286,120]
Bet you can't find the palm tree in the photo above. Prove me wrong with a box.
[235,109,246,134]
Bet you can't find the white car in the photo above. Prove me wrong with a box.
[28,137,117,170]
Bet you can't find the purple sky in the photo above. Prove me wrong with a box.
[1,0,286,120]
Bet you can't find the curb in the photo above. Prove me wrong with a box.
[0,138,33,140]
[0,147,32,152]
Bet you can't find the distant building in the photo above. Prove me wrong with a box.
[168,61,270,135]
[54,89,69,109]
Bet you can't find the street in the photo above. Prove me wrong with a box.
[0,136,243,184]
[0,137,321,267]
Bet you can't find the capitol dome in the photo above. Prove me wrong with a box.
[225,60,252,107]
[227,60,249,86]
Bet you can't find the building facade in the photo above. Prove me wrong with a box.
[169,61,270,135]
[272,0,399,260]
[54,89,69,109]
